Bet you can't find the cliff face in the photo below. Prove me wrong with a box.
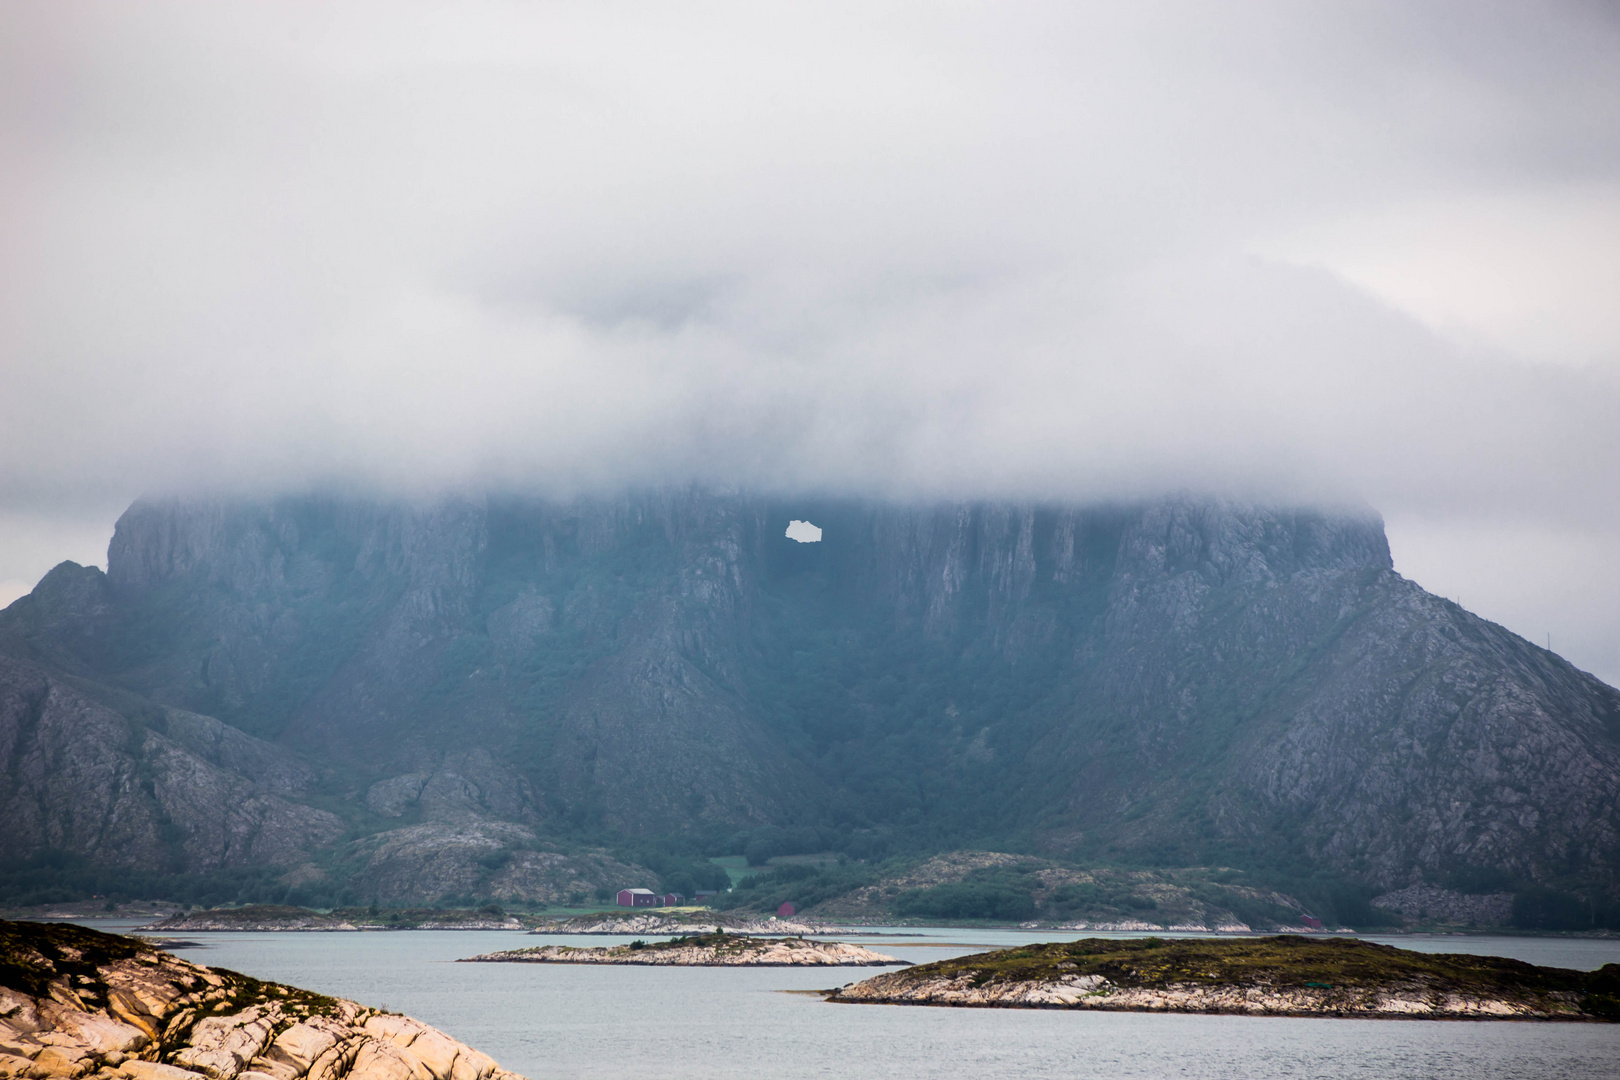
[2,489,1618,895]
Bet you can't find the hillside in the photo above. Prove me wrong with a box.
[2,489,1617,919]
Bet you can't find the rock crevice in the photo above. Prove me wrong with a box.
[0,921,525,1080]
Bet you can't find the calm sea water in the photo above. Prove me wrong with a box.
[78,921,1620,1079]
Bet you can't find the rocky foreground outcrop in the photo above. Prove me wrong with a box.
[0,921,525,1080]
[464,933,901,966]
[827,936,1620,1020]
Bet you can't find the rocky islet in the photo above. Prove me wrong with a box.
[462,932,903,966]
[827,935,1620,1020]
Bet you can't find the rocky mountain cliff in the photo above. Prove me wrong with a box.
[2,490,1617,905]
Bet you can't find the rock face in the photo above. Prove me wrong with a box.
[463,933,902,966]
[827,936,1620,1020]
[0,920,526,1080]
[2,490,1618,898]
[1370,885,1515,928]
[333,823,648,908]
[0,656,343,873]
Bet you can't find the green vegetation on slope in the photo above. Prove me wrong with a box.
[712,860,891,914]
[712,854,1330,929]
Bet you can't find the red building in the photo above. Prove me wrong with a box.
[661,893,684,906]
[616,888,659,907]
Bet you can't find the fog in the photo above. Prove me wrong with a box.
[2,2,1618,681]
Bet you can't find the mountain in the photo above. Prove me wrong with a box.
[2,490,1617,913]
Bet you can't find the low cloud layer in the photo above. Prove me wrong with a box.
[2,2,1618,679]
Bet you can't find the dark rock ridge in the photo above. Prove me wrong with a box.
[2,489,1618,898]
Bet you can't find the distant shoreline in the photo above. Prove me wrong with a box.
[11,902,1613,940]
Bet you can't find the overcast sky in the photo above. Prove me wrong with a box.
[2,1,1618,683]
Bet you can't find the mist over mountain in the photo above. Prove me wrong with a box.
[5,2,1620,686]
[3,489,1615,921]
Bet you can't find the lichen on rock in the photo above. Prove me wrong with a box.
[0,920,527,1080]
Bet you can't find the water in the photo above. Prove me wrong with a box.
[82,922,1620,1079]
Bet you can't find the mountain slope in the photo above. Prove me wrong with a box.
[0,654,343,873]
[1,489,1616,901]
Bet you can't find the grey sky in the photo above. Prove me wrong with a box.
[2,2,1618,682]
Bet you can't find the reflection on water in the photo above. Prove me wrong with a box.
[77,922,1620,1079]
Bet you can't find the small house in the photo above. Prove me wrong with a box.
[616,888,659,908]
[661,893,683,906]
[693,890,718,903]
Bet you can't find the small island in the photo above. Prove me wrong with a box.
[462,931,904,966]
[827,935,1620,1020]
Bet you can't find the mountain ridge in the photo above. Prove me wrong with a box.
[2,488,1616,912]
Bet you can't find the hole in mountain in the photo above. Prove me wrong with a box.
[785,519,822,543]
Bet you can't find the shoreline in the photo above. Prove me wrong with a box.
[11,905,1615,942]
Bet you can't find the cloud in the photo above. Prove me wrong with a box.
[1,1,1618,678]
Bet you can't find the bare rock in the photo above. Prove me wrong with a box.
[1371,885,1514,927]
[0,921,525,1080]
[0,657,342,873]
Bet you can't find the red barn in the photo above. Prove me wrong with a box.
[777,902,796,918]
[616,888,658,907]
[661,893,683,906]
